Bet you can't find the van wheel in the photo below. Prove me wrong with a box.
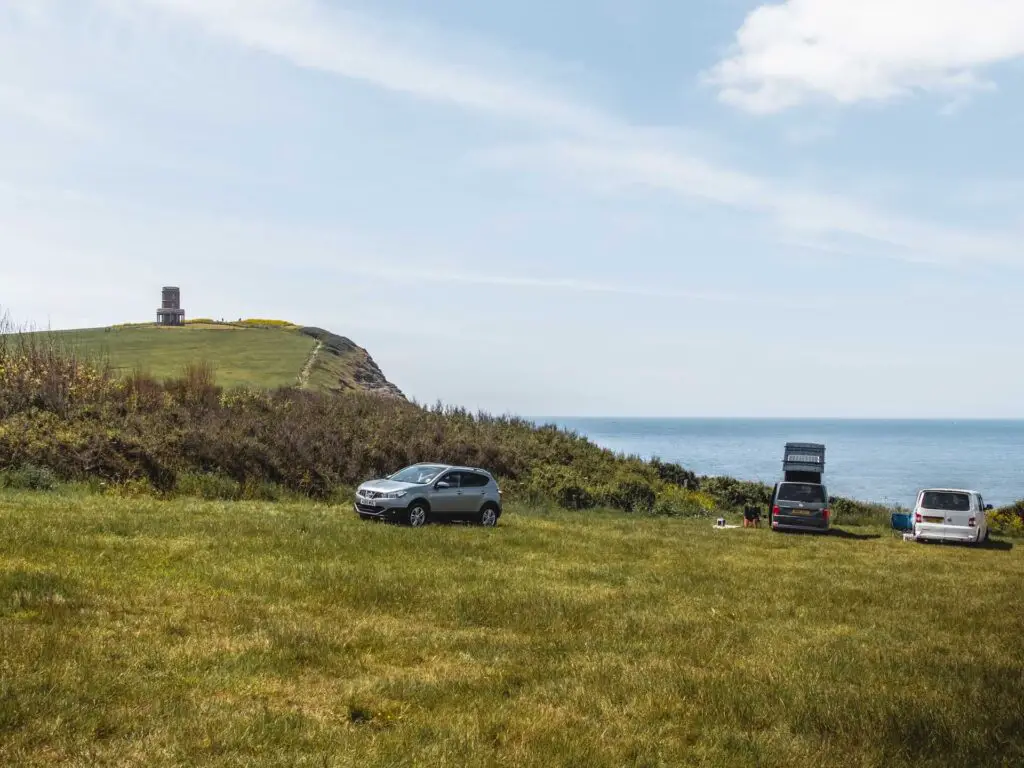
[406,503,429,528]
[479,505,499,527]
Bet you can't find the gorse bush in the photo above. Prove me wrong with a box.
[237,319,297,329]
[990,502,1024,537]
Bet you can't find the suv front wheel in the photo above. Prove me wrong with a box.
[406,502,429,528]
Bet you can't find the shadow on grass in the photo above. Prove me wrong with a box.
[977,537,1014,552]
[827,528,883,541]
[916,536,1015,552]
[774,527,881,541]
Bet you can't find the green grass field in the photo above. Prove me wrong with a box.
[50,325,316,391]
[2,489,1022,767]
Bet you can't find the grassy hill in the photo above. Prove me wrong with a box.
[1,488,1022,767]
[41,321,403,397]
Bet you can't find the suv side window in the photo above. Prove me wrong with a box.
[436,473,460,489]
[461,473,490,488]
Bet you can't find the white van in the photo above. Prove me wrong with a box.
[913,489,991,544]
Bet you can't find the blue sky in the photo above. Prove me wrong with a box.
[2,0,1023,417]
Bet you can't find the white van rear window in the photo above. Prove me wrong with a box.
[921,491,970,512]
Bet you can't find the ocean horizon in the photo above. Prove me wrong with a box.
[544,417,1024,508]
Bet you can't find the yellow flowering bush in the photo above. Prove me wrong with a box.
[237,319,298,329]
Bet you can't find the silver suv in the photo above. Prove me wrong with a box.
[355,463,503,528]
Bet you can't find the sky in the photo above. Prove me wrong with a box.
[2,0,1023,418]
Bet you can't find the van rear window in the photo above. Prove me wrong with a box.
[921,492,971,512]
[776,483,826,503]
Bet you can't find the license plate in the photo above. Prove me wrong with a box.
[362,498,377,507]
[924,516,943,524]
[789,509,809,516]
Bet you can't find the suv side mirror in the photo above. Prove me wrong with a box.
[436,481,451,490]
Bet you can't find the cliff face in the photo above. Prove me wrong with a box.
[298,327,405,400]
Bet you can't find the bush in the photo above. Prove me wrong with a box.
[700,476,771,511]
[652,487,716,518]
[238,319,297,329]
[175,472,242,501]
[831,497,892,527]
[0,464,58,491]
[650,458,698,489]
[524,466,595,509]
[989,502,1024,537]
[241,478,286,502]
[165,361,219,410]
[601,473,657,513]
[105,477,155,498]
[0,325,917,518]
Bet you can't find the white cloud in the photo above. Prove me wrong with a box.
[476,142,1024,267]
[709,0,1024,113]
[115,0,616,137]
[3,0,1022,274]
[334,262,748,304]
[112,0,1024,267]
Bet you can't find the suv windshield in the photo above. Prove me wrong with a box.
[777,483,826,503]
[921,491,971,512]
[389,465,447,484]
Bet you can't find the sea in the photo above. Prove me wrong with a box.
[547,418,1024,508]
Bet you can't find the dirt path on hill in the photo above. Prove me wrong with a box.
[297,340,322,389]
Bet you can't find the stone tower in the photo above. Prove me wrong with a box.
[156,286,185,326]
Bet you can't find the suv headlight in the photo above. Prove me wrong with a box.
[382,490,407,500]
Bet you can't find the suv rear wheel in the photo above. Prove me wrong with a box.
[479,505,499,527]
[406,502,429,528]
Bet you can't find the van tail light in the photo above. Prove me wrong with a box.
[968,517,976,528]
[772,506,780,516]
[822,508,831,521]
[915,512,922,523]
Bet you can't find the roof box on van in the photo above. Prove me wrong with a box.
[783,442,825,483]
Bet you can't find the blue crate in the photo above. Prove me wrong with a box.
[891,512,914,531]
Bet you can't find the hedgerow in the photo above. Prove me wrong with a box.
[0,327,694,506]
[3,323,1004,526]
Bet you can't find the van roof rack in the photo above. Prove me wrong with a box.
[782,442,825,481]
